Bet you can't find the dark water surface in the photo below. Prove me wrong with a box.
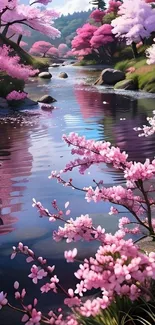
[0,65,155,324]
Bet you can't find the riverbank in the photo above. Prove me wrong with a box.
[114,57,155,93]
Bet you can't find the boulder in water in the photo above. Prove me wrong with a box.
[58,72,68,78]
[38,95,57,103]
[51,63,59,68]
[38,72,52,79]
[95,68,125,86]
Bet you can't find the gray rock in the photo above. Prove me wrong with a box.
[0,97,9,109]
[51,63,59,67]
[23,98,38,106]
[38,95,57,104]
[58,72,68,78]
[95,68,125,86]
[38,72,52,79]
[8,98,38,110]
[114,79,138,91]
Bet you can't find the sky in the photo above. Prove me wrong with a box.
[54,0,108,15]
[24,0,108,16]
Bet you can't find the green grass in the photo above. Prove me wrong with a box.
[74,59,98,66]
[30,56,50,69]
[114,56,155,93]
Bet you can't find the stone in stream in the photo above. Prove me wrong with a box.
[94,68,125,86]
[51,63,60,68]
[38,72,52,79]
[58,72,68,78]
[38,95,57,104]
[0,97,9,109]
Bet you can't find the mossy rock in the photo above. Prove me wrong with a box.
[0,75,25,98]
[114,79,138,90]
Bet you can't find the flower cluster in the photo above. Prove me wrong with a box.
[134,111,155,137]
[6,91,28,101]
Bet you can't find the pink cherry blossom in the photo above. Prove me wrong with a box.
[109,206,119,215]
[111,0,155,45]
[0,46,38,80]
[28,265,47,284]
[89,9,105,23]
[29,41,53,58]
[23,308,42,325]
[64,248,77,262]
[0,292,8,309]
[6,91,28,101]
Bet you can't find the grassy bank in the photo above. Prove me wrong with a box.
[115,57,155,93]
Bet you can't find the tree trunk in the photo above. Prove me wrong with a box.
[131,42,138,58]
[17,34,22,46]
[0,33,33,65]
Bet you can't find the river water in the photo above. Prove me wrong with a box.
[0,64,155,323]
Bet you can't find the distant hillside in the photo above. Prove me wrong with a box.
[23,10,92,49]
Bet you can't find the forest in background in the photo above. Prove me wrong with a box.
[23,10,92,49]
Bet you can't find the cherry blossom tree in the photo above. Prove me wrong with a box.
[90,24,114,48]
[58,43,69,57]
[71,23,98,57]
[0,1,60,40]
[111,0,155,58]
[47,46,59,58]
[106,0,122,14]
[0,45,38,80]
[89,9,105,23]
[29,41,53,57]
[0,0,60,85]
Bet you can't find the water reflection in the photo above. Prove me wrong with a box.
[74,85,155,161]
[0,117,33,235]
[0,66,155,323]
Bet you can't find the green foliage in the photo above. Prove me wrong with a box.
[114,54,155,93]
[114,60,131,72]
[31,56,50,69]
[75,59,98,66]
[0,75,25,98]
[102,12,116,24]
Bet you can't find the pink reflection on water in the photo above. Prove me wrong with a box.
[0,118,34,235]
[74,86,112,119]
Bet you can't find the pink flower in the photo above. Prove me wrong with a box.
[64,248,77,262]
[109,206,119,215]
[64,289,81,307]
[6,91,27,101]
[28,265,47,284]
[0,292,7,309]
[22,308,42,325]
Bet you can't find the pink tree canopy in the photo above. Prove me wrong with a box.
[0,45,38,80]
[90,24,114,48]
[106,0,122,14]
[58,43,69,57]
[47,46,59,57]
[111,0,155,45]
[29,41,53,57]
[0,0,60,39]
[89,9,105,23]
[71,23,98,57]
